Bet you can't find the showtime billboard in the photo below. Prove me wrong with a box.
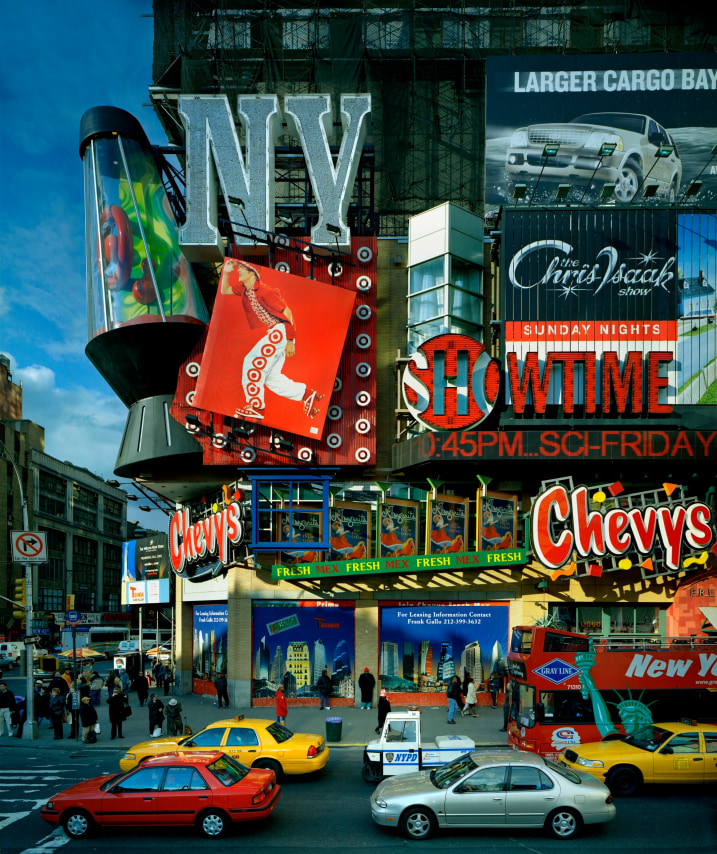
[501,207,717,416]
[486,53,717,208]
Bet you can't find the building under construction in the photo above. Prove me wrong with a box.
[150,0,716,239]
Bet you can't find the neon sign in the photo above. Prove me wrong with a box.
[169,501,245,576]
[531,483,714,574]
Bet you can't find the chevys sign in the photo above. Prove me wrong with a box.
[169,502,245,577]
[531,483,714,574]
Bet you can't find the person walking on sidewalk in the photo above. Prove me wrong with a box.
[0,682,16,737]
[463,676,478,717]
[49,687,65,740]
[134,671,150,706]
[500,683,512,732]
[166,698,183,736]
[148,694,164,736]
[79,696,99,743]
[214,672,230,709]
[446,674,462,724]
[375,688,391,734]
[317,669,332,710]
[107,686,125,740]
[275,685,288,725]
[358,667,375,710]
[488,672,501,709]
[89,671,104,706]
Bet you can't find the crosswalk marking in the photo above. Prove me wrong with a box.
[20,827,72,854]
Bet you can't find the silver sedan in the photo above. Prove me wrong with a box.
[370,750,616,841]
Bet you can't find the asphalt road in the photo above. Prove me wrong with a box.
[3,745,717,854]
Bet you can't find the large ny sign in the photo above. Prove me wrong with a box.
[179,93,371,260]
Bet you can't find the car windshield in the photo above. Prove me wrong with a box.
[570,112,646,134]
[430,754,478,789]
[100,774,125,791]
[206,755,251,786]
[623,724,672,752]
[544,757,581,784]
[266,722,294,743]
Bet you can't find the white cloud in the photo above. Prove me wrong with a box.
[14,362,126,480]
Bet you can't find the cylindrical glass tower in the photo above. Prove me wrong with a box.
[80,107,210,478]
[80,106,209,407]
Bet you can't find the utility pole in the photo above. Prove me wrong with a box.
[1,437,39,739]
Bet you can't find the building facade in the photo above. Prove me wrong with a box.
[78,1,717,707]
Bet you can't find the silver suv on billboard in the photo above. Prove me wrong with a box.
[505,112,682,203]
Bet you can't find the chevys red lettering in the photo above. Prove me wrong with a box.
[169,502,244,573]
[531,484,714,571]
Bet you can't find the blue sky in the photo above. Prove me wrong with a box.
[1,2,169,528]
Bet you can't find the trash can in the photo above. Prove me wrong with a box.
[326,716,342,742]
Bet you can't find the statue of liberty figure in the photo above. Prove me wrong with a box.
[575,638,655,737]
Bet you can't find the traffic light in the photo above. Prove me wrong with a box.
[12,576,26,619]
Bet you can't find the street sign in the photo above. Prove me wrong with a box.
[11,531,47,563]
[65,610,81,626]
[23,635,43,645]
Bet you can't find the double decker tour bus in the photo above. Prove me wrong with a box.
[507,625,717,762]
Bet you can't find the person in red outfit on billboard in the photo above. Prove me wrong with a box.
[220,259,323,420]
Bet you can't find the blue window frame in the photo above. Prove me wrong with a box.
[245,470,335,551]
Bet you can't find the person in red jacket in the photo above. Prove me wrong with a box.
[220,259,323,420]
[275,685,288,725]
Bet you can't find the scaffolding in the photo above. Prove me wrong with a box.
[150,1,717,237]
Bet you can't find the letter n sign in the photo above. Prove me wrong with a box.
[401,333,500,431]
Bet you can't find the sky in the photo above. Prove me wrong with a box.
[0,2,170,530]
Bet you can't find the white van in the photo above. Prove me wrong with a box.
[0,642,25,667]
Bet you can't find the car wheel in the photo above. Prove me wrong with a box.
[545,807,582,840]
[197,809,229,839]
[253,758,282,780]
[362,762,382,784]
[399,806,437,840]
[606,765,641,796]
[614,160,643,202]
[62,809,94,839]
[668,177,678,203]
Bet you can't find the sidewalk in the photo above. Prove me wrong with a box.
[0,680,509,753]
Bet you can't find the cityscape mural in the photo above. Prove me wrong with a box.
[251,601,355,700]
[378,602,510,694]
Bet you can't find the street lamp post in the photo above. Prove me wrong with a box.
[0,439,38,740]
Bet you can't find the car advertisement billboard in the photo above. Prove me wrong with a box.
[486,53,717,208]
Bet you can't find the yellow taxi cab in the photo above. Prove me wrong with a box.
[559,720,717,795]
[120,716,329,780]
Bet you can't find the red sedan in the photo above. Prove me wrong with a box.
[41,751,280,839]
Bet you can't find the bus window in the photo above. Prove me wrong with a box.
[517,683,536,728]
[552,691,597,724]
[510,629,532,654]
[541,692,555,719]
[543,632,589,653]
